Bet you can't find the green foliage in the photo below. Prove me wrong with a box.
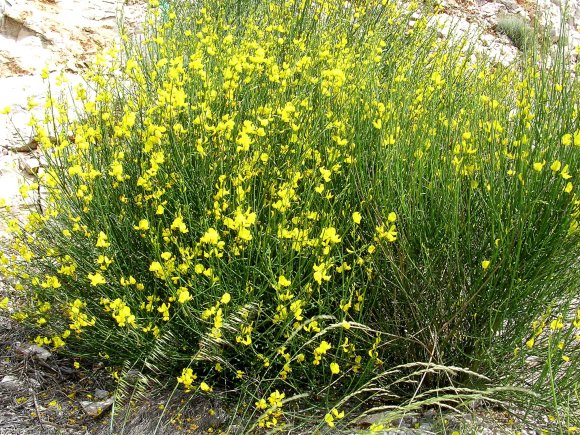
[1,0,579,430]
[496,14,535,50]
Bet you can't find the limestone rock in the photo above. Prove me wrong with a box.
[433,13,478,41]
[94,388,109,400]
[0,375,24,391]
[80,397,114,417]
[0,0,146,77]
[14,343,52,361]
[18,154,45,176]
[1,111,36,152]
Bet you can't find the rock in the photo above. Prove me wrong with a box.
[0,0,146,77]
[479,2,506,25]
[433,13,478,41]
[0,111,36,152]
[14,343,52,360]
[80,397,114,417]
[94,388,109,400]
[534,0,574,42]
[0,375,24,390]
[477,34,519,65]
[479,33,496,46]
[417,421,434,431]
[497,0,528,16]
[0,154,28,204]
[10,140,39,153]
[18,154,44,176]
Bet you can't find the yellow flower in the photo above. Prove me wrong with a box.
[0,297,9,310]
[177,287,192,304]
[526,337,535,348]
[330,362,340,374]
[177,368,197,391]
[157,303,170,321]
[481,260,490,270]
[551,160,562,172]
[375,224,397,242]
[321,227,341,244]
[562,133,572,145]
[268,390,285,407]
[313,262,331,284]
[96,231,110,248]
[561,164,572,179]
[319,167,332,182]
[564,182,573,193]
[332,408,345,419]
[316,340,332,355]
[533,161,545,172]
[149,261,164,273]
[388,212,397,222]
[278,275,291,288]
[0,106,11,115]
[352,211,361,224]
[133,219,150,231]
[200,381,212,392]
[324,413,335,427]
[88,272,106,286]
[220,292,231,304]
[171,215,188,233]
[200,228,221,244]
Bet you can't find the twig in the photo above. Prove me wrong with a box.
[29,386,45,431]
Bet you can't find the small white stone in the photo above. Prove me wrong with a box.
[0,375,24,390]
[15,343,52,360]
[80,397,114,417]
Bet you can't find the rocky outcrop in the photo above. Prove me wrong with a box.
[430,12,520,65]
[437,0,580,63]
[0,0,145,76]
[0,1,146,225]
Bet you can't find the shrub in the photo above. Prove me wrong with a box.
[496,14,535,50]
[1,0,579,430]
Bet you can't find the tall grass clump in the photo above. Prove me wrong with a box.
[496,14,535,50]
[1,0,579,430]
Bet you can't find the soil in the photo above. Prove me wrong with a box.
[0,313,229,434]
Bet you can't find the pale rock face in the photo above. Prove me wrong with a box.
[429,13,519,66]
[0,2,145,227]
[0,0,145,76]
[431,0,580,66]
[434,13,476,40]
[479,2,507,26]
[497,0,528,17]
